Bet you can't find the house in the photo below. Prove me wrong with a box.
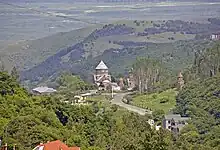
[93,60,111,90]
[148,119,161,131]
[72,93,94,105]
[73,95,87,105]
[32,86,57,95]
[162,114,189,133]
[111,82,121,91]
[32,140,80,150]
[73,95,84,103]
[155,125,161,131]
[210,33,220,40]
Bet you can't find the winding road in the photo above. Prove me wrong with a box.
[110,93,152,115]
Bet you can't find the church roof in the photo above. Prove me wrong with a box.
[95,60,108,70]
[178,72,183,78]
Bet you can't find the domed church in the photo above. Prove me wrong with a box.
[93,60,111,90]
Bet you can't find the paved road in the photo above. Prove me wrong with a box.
[110,93,152,115]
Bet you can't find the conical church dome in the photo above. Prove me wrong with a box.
[95,60,108,70]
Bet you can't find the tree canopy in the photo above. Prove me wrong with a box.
[0,71,174,150]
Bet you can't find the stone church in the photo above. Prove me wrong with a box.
[93,60,111,90]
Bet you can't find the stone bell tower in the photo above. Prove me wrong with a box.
[93,60,111,88]
[177,71,184,90]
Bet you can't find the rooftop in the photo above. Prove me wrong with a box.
[212,33,220,35]
[165,114,189,121]
[81,93,92,97]
[95,60,108,70]
[33,140,80,150]
[32,86,57,93]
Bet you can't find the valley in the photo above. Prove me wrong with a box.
[0,1,220,150]
[1,1,220,76]
[1,18,219,87]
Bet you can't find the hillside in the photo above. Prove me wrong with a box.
[0,71,174,150]
[174,75,220,149]
[20,40,213,86]
[132,89,177,113]
[1,19,220,85]
[14,0,220,2]
[0,25,100,71]
[1,68,220,149]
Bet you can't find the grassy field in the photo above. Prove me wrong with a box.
[86,95,112,107]
[113,20,155,32]
[86,95,109,101]
[132,89,178,113]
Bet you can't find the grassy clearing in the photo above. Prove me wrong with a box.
[113,20,154,32]
[149,32,195,43]
[132,89,178,113]
[86,95,108,101]
[86,95,112,108]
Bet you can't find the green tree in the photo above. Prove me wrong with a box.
[56,72,89,91]
[0,58,5,72]
[152,109,165,123]
[132,57,167,93]
[11,66,19,81]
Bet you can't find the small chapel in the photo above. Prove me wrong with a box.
[93,60,111,90]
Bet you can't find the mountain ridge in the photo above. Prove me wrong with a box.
[1,19,220,85]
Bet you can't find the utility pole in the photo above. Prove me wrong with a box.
[111,83,114,99]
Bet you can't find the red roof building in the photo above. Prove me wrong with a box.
[69,147,81,150]
[33,140,80,150]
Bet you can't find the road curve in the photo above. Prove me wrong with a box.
[111,93,152,116]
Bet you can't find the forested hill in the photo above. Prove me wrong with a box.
[173,42,220,150]
[0,71,174,150]
[2,18,219,86]
[1,42,220,149]
[175,75,220,149]
[1,69,220,149]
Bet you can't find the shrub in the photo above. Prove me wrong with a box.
[152,94,158,99]
[152,109,165,122]
[159,97,169,103]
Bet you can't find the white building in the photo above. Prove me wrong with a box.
[210,33,220,40]
[148,119,161,131]
[32,86,57,95]
[111,82,121,91]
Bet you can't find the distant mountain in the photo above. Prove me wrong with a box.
[4,0,219,3]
